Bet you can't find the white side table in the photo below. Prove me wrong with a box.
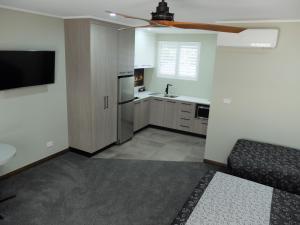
[0,144,16,220]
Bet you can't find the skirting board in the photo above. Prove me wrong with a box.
[0,149,69,181]
[204,159,227,168]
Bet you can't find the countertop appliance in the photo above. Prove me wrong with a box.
[195,104,210,119]
[118,74,134,144]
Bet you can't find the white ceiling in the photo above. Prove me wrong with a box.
[0,0,299,26]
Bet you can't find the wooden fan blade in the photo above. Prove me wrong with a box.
[118,25,154,31]
[153,21,246,33]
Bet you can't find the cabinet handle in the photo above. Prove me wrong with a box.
[106,96,109,109]
[181,110,191,113]
[180,125,190,128]
[180,118,190,121]
[104,96,107,109]
[167,101,176,103]
[181,103,192,106]
[154,99,163,102]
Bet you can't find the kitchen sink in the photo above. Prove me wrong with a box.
[148,92,161,96]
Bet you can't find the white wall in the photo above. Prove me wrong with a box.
[205,22,300,164]
[0,8,68,175]
[144,33,217,99]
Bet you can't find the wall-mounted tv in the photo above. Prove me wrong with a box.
[0,51,55,91]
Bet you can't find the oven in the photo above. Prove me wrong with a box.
[195,104,210,119]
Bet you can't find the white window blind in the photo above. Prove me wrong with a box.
[157,41,201,81]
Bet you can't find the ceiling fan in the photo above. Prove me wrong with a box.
[106,0,246,33]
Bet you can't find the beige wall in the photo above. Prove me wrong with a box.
[0,8,68,175]
[144,33,217,99]
[205,22,300,164]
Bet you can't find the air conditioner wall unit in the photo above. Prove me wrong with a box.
[217,29,279,48]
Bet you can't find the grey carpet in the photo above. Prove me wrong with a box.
[0,152,219,225]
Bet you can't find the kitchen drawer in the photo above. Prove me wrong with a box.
[178,124,191,132]
[179,102,194,113]
[178,117,192,127]
[179,110,193,119]
[192,118,208,135]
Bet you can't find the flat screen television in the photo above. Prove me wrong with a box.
[0,51,55,90]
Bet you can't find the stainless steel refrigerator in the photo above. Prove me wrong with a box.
[117,74,134,144]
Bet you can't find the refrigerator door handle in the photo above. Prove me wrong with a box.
[106,96,109,109]
[104,96,106,109]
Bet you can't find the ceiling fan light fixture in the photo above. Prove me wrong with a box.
[151,0,174,21]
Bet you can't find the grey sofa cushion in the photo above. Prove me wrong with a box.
[228,139,300,195]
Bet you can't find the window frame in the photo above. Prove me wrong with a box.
[157,41,201,81]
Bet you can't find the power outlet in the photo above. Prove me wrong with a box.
[46,141,54,148]
[223,98,232,104]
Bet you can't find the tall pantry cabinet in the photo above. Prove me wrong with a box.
[65,19,130,153]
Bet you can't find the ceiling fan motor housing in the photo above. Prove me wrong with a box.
[151,0,174,21]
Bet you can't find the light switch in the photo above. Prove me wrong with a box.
[223,98,232,104]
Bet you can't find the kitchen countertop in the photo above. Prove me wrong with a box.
[134,91,210,105]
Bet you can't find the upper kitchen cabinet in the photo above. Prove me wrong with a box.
[134,30,156,69]
[65,19,121,153]
[118,29,135,74]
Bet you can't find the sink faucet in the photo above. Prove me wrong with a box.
[165,84,173,95]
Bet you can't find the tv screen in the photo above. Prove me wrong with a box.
[0,51,55,90]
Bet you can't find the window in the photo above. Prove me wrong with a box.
[157,41,201,81]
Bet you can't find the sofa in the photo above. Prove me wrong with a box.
[228,139,300,195]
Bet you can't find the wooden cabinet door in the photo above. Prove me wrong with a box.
[192,118,208,135]
[134,101,142,132]
[150,98,165,126]
[163,100,178,129]
[104,27,118,146]
[141,99,150,127]
[91,23,118,150]
[118,29,135,73]
[134,30,156,68]
[176,102,195,132]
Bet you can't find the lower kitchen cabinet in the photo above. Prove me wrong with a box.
[150,98,165,126]
[176,102,195,132]
[134,99,150,132]
[134,101,142,131]
[141,99,150,127]
[163,100,178,129]
[134,97,209,136]
[192,118,208,135]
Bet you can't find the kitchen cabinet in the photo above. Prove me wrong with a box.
[134,96,209,135]
[163,100,178,129]
[192,118,208,135]
[90,23,118,150]
[134,101,142,131]
[176,102,195,132]
[150,98,165,126]
[141,99,150,128]
[134,30,156,69]
[134,99,150,132]
[65,19,129,153]
[119,29,135,74]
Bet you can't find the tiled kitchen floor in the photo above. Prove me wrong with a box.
[94,127,206,162]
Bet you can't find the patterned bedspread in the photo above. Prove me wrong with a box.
[171,171,300,225]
